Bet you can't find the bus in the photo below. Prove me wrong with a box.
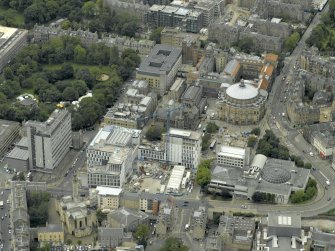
[209,139,217,150]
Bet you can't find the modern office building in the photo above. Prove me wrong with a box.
[87,125,141,188]
[217,145,249,168]
[136,44,182,96]
[145,5,204,33]
[138,128,201,170]
[26,109,72,170]
[0,26,28,72]
[0,119,20,158]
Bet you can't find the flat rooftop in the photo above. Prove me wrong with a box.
[218,145,246,159]
[96,186,122,196]
[169,128,201,141]
[137,44,182,76]
[0,119,19,141]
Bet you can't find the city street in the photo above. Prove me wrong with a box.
[0,189,12,251]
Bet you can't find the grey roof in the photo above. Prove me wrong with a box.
[224,59,240,75]
[38,224,63,233]
[0,119,20,140]
[267,212,301,237]
[108,208,148,228]
[182,85,202,100]
[98,227,124,238]
[16,137,28,148]
[260,167,291,184]
[20,98,36,106]
[25,109,69,136]
[7,147,29,160]
[312,230,335,249]
[137,44,182,75]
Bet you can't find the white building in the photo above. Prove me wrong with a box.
[26,109,72,170]
[96,186,122,210]
[217,145,249,168]
[87,125,141,188]
[166,165,185,193]
[138,128,202,170]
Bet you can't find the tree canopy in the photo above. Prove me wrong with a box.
[196,159,213,187]
[0,0,141,37]
[134,224,150,247]
[256,130,290,160]
[290,178,317,204]
[159,237,189,251]
[0,35,140,130]
[27,191,51,227]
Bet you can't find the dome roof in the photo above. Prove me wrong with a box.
[226,81,258,100]
[260,167,291,184]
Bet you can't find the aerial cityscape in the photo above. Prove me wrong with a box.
[0,0,334,250]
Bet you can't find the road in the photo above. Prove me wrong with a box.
[202,4,335,217]
[0,189,11,251]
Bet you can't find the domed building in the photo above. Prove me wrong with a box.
[218,80,268,125]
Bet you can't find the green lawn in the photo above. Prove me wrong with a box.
[0,7,25,27]
[43,63,115,78]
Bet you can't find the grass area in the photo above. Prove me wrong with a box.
[0,7,25,27]
[43,63,115,78]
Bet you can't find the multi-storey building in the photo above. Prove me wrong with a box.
[218,80,268,125]
[191,206,207,240]
[156,204,175,235]
[145,5,204,33]
[168,128,202,170]
[26,109,72,170]
[217,145,249,168]
[136,44,182,96]
[138,128,201,169]
[0,119,20,158]
[38,224,64,246]
[96,186,122,210]
[0,26,28,72]
[87,125,141,188]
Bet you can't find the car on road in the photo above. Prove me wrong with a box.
[6,200,9,204]
[241,205,247,209]
[4,214,7,217]
[1,217,3,220]
[0,191,3,195]
[8,230,11,234]
[328,197,331,201]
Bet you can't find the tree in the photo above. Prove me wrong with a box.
[27,191,51,227]
[236,37,254,53]
[74,45,87,64]
[252,192,264,203]
[150,27,163,43]
[77,240,82,245]
[247,136,257,148]
[62,86,79,101]
[145,125,163,141]
[134,224,149,246]
[251,127,261,136]
[202,133,211,151]
[206,122,219,133]
[96,209,107,226]
[304,162,312,169]
[18,172,26,181]
[196,166,211,187]
[159,237,189,251]
[66,239,72,245]
[284,32,301,52]
[81,1,97,18]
